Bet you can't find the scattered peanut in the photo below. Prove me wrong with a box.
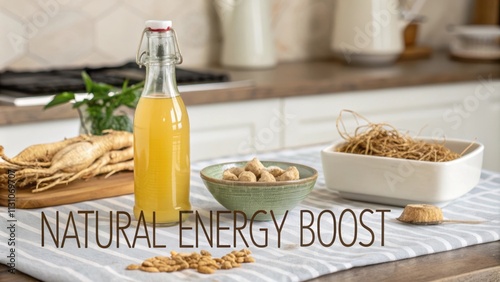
[221,260,233,269]
[126,264,140,270]
[198,265,216,274]
[200,250,212,256]
[126,248,255,275]
[140,266,160,273]
[244,256,256,263]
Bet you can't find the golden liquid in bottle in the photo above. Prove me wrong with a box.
[133,95,191,225]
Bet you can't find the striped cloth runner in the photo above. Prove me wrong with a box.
[1,145,499,282]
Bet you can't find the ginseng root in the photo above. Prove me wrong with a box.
[0,130,134,192]
[1,135,88,166]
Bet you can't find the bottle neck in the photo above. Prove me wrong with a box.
[143,63,178,97]
[141,29,181,98]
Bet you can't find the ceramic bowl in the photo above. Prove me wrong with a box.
[321,138,484,207]
[200,161,318,221]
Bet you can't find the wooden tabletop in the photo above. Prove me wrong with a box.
[1,52,499,126]
[1,241,498,281]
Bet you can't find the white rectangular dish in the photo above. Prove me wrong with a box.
[321,138,484,207]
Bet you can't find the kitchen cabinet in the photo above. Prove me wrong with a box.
[0,99,282,163]
[284,80,500,172]
[188,98,282,161]
[0,118,80,158]
[1,81,499,171]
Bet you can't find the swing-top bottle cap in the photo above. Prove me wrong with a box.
[137,20,182,67]
[145,20,172,31]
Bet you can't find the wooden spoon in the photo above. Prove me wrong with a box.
[397,219,486,225]
[396,204,485,225]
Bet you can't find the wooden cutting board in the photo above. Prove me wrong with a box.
[0,172,133,209]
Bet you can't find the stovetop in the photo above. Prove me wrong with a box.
[0,62,232,106]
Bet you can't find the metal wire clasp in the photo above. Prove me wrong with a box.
[171,28,183,65]
[135,27,183,67]
[136,28,148,68]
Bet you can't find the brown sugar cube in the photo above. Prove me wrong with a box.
[238,171,257,182]
[244,157,265,177]
[228,167,245,177]
[276,166,300,181]
[258,170,276,182]
[223,170,238,181]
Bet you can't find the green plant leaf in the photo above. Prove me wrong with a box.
[81,71,93,93]
[122,79,129,91]
[72,100,86,108]
[44,92,75,109]
[110,115,133,132]
[91,83,113,99]
[45,70,143,135]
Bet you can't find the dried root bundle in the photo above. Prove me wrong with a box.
[336,110,467,162]
[0,130,133,193]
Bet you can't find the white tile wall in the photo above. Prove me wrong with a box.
[0,0,472,71]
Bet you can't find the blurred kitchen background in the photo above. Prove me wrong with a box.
[0,0,475,70]
[1,0,499,171]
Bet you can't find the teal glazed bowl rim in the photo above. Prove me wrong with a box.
[199,160,319,186]
[200,160,319,221]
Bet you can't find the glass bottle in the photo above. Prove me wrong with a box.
[133,20,191,226]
